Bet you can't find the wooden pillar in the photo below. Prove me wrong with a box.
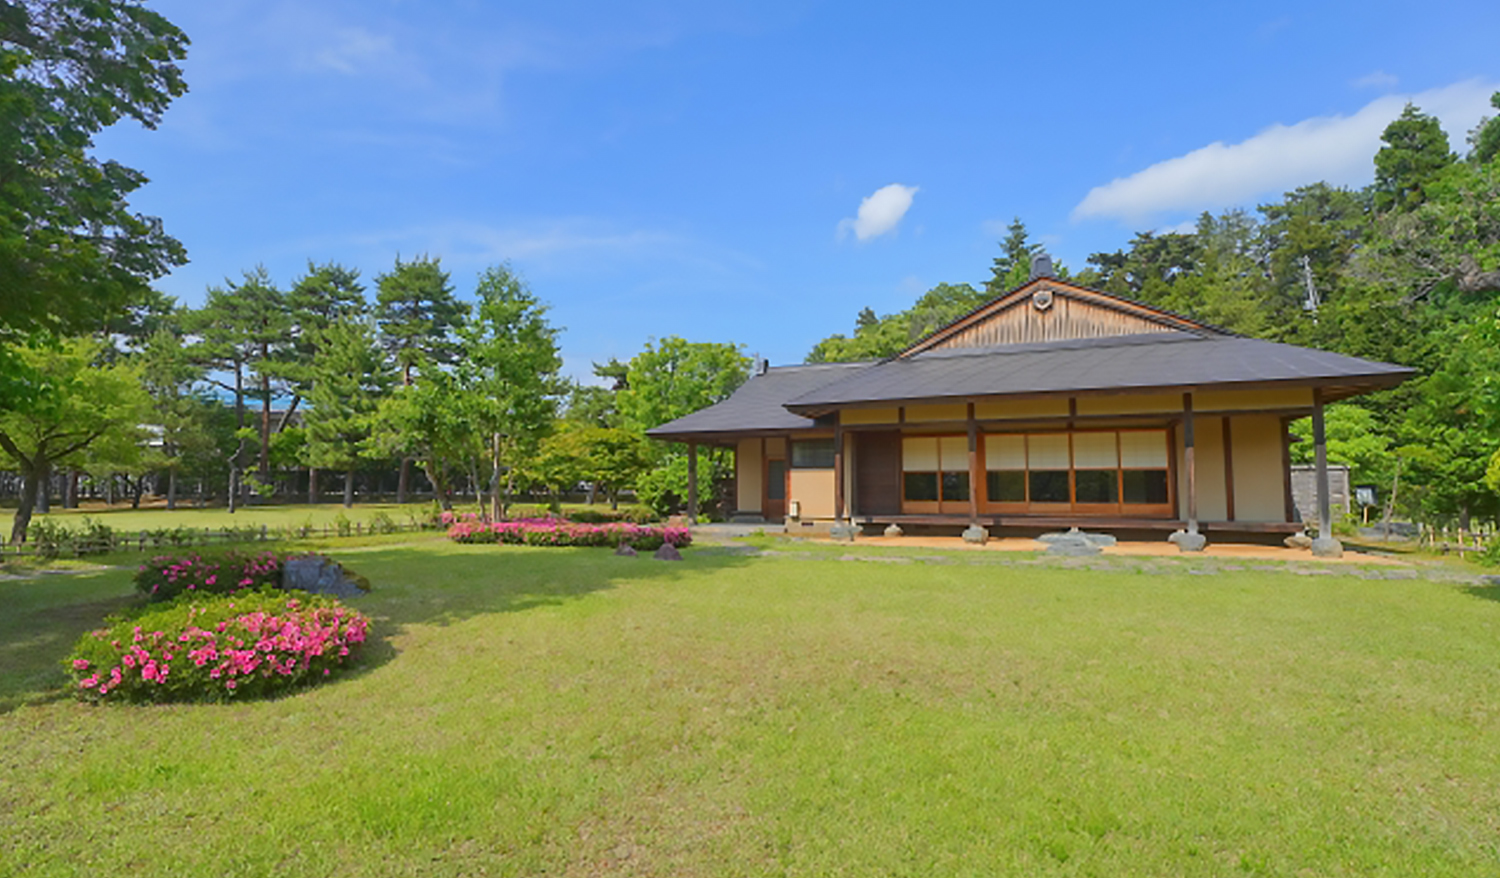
[1183,392,1198,533]
[686,442,698,525]
[1312,389,1331,538]
[966,405,981,524]
[833,424,845,523]
[1222,416,1236,522]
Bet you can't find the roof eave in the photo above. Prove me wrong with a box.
[783,370,1415,417]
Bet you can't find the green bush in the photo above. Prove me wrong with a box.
[67,590,371,703]
[28,516,116,559]
[567,507,660,524]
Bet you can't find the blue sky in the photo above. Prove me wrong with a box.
[98,0,1500,380]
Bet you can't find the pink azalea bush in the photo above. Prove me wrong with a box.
[134,550,285,602]
[446,516,691,551]
[67,590,371,703]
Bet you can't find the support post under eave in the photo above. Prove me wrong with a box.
[833,424,845,522]
[1171,391,1207,552]
[686,441,698,526]
[962,404,988,544]
[1311,389,1343,558]
[830,420,856,541]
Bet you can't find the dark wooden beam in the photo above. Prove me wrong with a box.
[686,441,698,525]
[1312,388,1331,538]
[1222,416,1235,522]
[966,403,981,524]
[833,423,845,523]
[1183,392,1198,533]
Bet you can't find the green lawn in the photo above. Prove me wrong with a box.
[4,540,1500,876]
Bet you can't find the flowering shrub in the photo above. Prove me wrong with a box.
[66,590,371,703]
[447,517,691,551]
[134,550,285,603]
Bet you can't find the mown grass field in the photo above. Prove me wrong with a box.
[4,537,1500,876]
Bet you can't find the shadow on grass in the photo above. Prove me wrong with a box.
[0,543,757,713]
[0,569,139,714]
[1460,580,1500,604]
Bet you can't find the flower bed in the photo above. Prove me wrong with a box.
[134,550,285,602]
[447,517,691,551]
[67,590,371,703]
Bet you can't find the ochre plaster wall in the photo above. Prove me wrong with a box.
[1231,414,1288,522]
[736,437,762,513]
[789,469,835,519]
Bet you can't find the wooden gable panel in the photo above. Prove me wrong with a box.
[901,279,1222,357]
[925,287,1178,351]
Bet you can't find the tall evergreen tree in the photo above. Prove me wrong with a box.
[374,255,466,386]
[459,264,563,516]
[185,267,290,500]
[303,318,392,508]
[0,0,189,412]
[1373,104,1455,213]
[374,255,465,503]
[1468,92,1500,167]
[986,218,1041,295]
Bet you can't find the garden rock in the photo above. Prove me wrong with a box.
[281,555,370,599]
[1037,527,1115,548]
[614,544,638,557]
[653,544,683,561]
[1284,532,1313,549]
[884,524,904,538]
[961,524,989,545]
[1310,536,1344,559]
[829,523,859,542]
[1041,535,1101,556]
[1168,529,1207,553]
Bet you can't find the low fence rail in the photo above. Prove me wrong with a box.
[0,520,441,562]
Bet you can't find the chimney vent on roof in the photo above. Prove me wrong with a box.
[754,356,769,376]
[1030,252,1055,280]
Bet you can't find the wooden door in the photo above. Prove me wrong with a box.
[764,458,787,520]
[854,431,901,515]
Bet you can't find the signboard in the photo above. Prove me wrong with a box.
[1354,485,1378,507]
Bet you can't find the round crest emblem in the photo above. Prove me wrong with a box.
[1032,288,1054,311]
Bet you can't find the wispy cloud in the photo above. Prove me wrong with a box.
[839,183,918,241]
[1353,70,1399,90]
[1072,79,1500,225]
[286,219,760,279]
[310,26,397,75]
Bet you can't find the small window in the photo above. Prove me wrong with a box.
[904,472,939,501]
[1075,470,1119,504]
[790,438,835,468]
[1122,470,1169,505]
[987,470,1025,502]
[766,459,786,501]
[1029,470,1070,503]
[941,471,970,502]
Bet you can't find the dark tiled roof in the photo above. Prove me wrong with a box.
[786,333,1414,412]
[645,361,870,438]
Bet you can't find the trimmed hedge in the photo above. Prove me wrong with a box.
[447,518,691,551]
[134,550,285,602]
[67,590,371,703]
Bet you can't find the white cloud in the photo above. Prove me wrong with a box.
[1353,70,1399,90]
[312,27,397,75]
[840,183,918,241]
[1072,79,1500,226]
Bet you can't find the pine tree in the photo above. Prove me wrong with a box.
[986,218,1041,295]
[1373,104,1455,213]
[303,318,392,508]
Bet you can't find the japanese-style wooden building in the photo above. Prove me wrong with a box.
[647,265,1413,553]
